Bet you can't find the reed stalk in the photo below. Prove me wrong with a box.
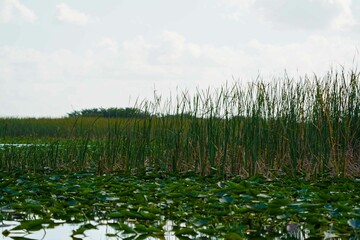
[1,68,359,178]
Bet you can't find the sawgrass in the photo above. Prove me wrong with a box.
[0,68,359,178]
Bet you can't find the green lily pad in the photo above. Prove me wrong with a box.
[175,227,196,236]
[12,219,47,231]
[67,200,79,206]
[220,196,234,203]
[257,193,271,199]
[348,219,360,229]
[135,224,148,233]
[2,229,10,237]
[118,223,136,234]
[225,233,243,240]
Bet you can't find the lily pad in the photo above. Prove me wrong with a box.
[220,196,234,203]
[12,219,47,231]
[348,219,360,229]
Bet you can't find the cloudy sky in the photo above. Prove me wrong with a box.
[1,0,360,117]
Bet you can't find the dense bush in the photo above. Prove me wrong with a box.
[68,107,149,118]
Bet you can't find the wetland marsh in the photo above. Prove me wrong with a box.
[1,69,360,239]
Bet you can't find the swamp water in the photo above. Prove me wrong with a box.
[1,171,360,239]
[0,219,311,240]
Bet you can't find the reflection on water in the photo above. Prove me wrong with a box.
[0,143,48,149]
[0,218,341,240]
[0,220,182,240]
[1,220,116,240]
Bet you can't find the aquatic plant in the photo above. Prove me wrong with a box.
[0,172,359,239]
[0,68,359,178]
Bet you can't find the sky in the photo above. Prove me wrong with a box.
[1,0,360,117]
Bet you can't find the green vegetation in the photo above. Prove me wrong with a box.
[0,172,359,239]
[1,68,360,239]
[1,68,360,178]
[68,107,149,118]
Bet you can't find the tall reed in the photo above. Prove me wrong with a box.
[0,68,359,178]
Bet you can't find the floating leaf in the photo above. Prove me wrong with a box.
[257,193,271,199]
[1,188,18,195]
[198,228,217,235]
[49,175,60,181]
[249,203,267,211]
[105,197,119,201]
[139,211,156,220]
[269,198,290,207]
[167,193,183,198]
[118,223,136,234]
[56,195,68,200]
[105,233,117,237]
[13,219,46,231]
[301,203,321,209]
[135,224,148,233]
[220,196,234,203]
[2,229,10,237]
[108,211,125,219]
[67,200,78,206]
[193,219,209,227]
[348,219,360,229]
[147,226,162,233]
[72,226,86,235]
[224,233,243,240]
[239,194,253,201]
[72,223,97,235]
[175,227,196,236]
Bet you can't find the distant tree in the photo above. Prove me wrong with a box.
[161,112,194,119]
[68,107,150,118]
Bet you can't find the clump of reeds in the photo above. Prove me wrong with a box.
[129,67,360,178]
[0,68,359,178]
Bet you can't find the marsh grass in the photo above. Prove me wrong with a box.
[1,68,359,178]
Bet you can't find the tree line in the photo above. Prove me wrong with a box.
[68,107,150,118]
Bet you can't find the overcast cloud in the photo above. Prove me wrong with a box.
[56,3,97,26]
[0,0,359,117]
[0,0,37,23]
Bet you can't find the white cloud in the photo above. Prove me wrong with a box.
[247,35,359,78]
[157,31,186,62]
[0,0,36,23]
[219,0,255,21]
[97,37,119,53]
[1,31,358,84]
[0,31,359,117]
[221,0,357,31]
[220,0,255,9]
[331,0,356,30]
[56,3,96,26]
